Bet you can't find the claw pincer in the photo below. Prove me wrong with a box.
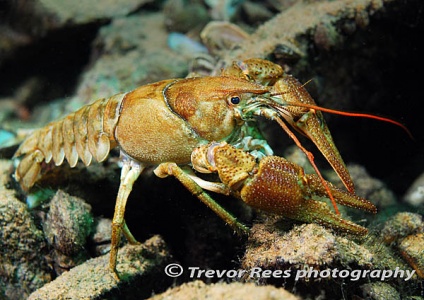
[192,142,377,235]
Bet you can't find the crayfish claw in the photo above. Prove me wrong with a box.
[193,142,376,236]
[288,199,369,235]
[238,155,376,235]
[304,174,377,214]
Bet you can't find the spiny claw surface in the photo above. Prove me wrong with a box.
[241,156,376,235]
[192,142,376,235]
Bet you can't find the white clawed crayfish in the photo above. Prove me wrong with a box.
[13,58,410,279]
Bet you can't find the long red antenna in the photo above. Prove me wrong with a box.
[269,92,414,140]
[293,102,413,139]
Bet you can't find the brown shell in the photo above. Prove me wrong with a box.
[14,93,125,191]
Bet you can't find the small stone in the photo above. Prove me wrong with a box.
[381,212,424,244]
[201,21,250,56]
[44,190,94,256]
[314,22,342,51]
[91,218,113,256]
[361,282,400,300]
[398,233,424,278]
[403,172,424,207]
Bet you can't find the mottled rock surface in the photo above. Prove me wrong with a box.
[149,280,300,300]
[43,190,94,275]
[0,160,51,299]
[28,236,171,300]
[243,220,373,273]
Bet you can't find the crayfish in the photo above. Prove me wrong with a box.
[13,58,408,279]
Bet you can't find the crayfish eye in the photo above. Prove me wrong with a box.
[230,96,241,105]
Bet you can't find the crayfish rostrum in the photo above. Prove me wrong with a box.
[14,58,407,279]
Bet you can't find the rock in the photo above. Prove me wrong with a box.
[168,32,208,58]
[12,0,154,31]
[44,190,94,256]
[91,218,113,256]
[241,216,421,297]
[223,0,401,62]
[325,163,397,208]
[28,236,171,300]
[200,21,250,58]
[148,280,300,300]
[398,233,424,278]
[370,212,423,281]
[163,0,210,33]
[205,0,245,21]
[381,212,424,244]
[0,160,51,299]
[403,172,424,207]
[242,219,373,276]
[43,190,94,274]
[0,0,153,68]
[361,282,400,300]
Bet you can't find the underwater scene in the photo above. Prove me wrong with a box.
[0,0,423,299]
